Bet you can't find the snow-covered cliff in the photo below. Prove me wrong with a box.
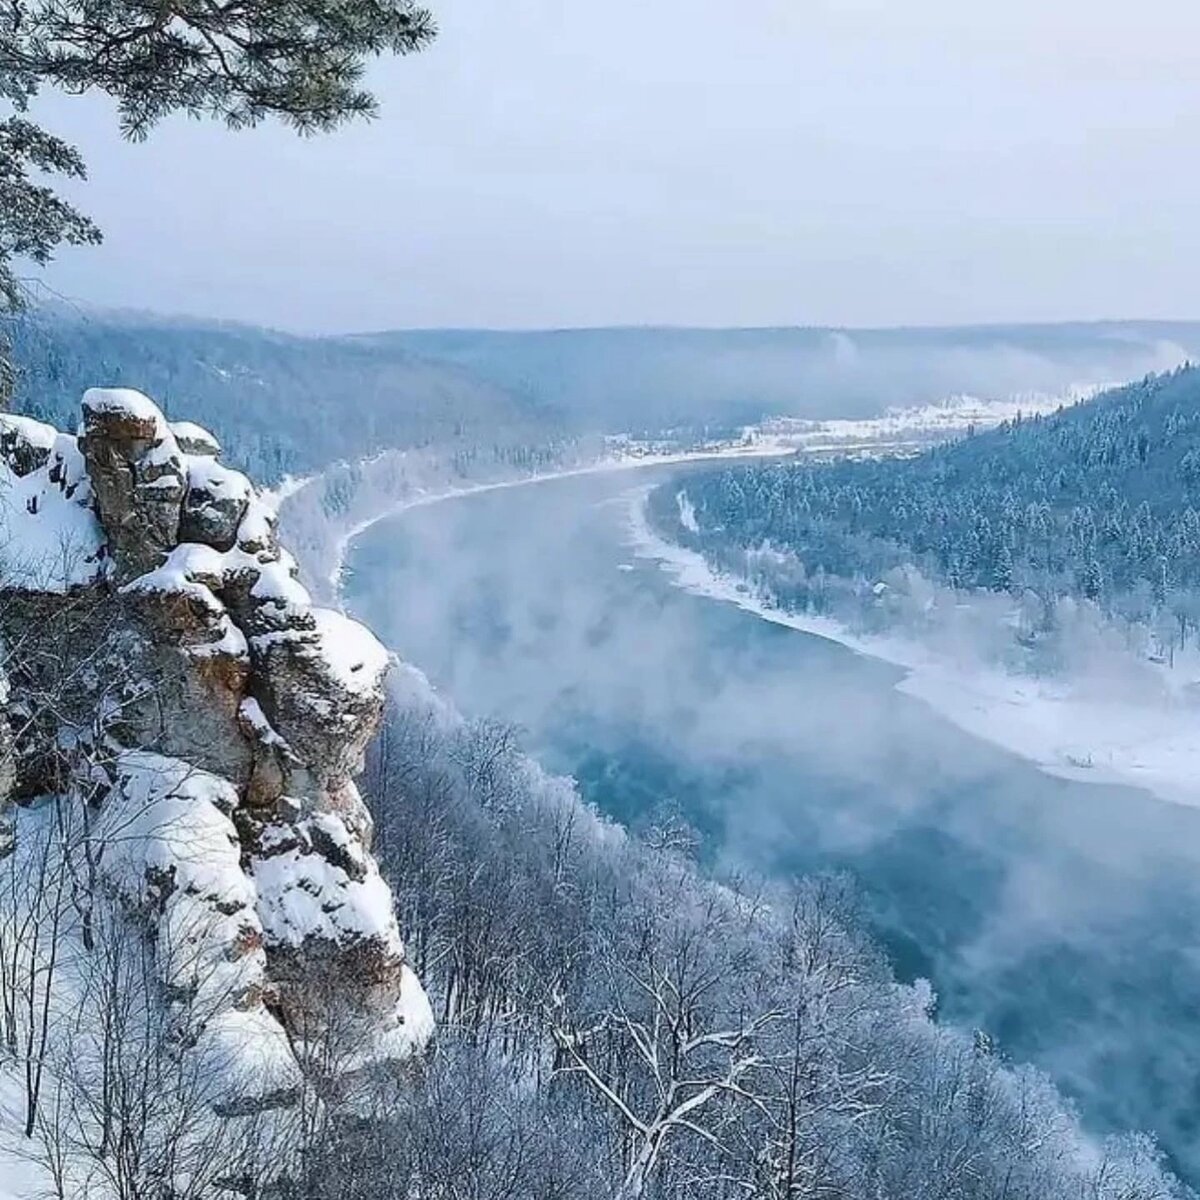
[0,389,432,1120]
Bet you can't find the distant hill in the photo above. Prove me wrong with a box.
[376,322,1200,431]
[7,308,552,480]
[10,307,1200,480]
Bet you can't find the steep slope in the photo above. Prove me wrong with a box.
[0,389,432,1130]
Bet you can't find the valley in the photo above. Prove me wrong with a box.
[343,463,1200,1184]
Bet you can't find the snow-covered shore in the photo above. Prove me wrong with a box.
[625,486,1200,812]
[290,419,1200,813]
[286,441,795,602]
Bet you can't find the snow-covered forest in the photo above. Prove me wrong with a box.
[11,307,1198,481]
[651,365,1200,671]
[7,308,567,482]
[308,665,1187,1200]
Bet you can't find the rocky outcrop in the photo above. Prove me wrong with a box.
[80,388,188,580]
[0,413,56,477]
[0,389,432,1110]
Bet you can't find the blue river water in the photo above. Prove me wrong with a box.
[344,464,1200,1182]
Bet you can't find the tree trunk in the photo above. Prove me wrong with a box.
[619,1136,660,1200]
[0,335,12,413]
[0,315,17,413]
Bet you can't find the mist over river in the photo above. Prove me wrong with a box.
[343,465,1200,1183]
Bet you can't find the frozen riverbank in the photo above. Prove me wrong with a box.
[279,441,795,603]
[625,486,1200,811]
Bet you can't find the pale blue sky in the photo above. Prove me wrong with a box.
[30,0,1200,331]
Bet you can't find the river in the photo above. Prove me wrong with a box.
[343,463,1200,1183]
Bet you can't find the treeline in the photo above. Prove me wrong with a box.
[298,664,1186,1200]
[656,365,1200,661]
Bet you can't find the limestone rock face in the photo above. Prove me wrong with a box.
[80,388,187,580]
[0,389,433,1110]
[170,420,221,458]
[179,458,252,550]
[250,608,388,795]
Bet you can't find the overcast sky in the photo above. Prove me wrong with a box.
[30,0,1200,332]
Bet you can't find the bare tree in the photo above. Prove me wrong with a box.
[548,885,784,1200]
[24,892,296,1200]
[0,791,73,1137]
